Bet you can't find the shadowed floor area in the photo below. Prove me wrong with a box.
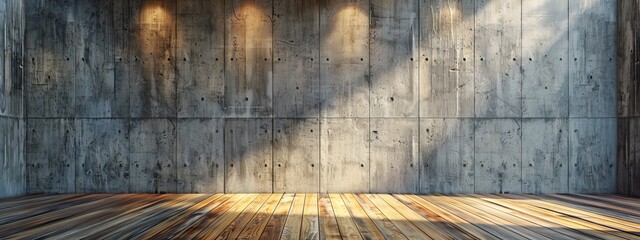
[0,193,638,239]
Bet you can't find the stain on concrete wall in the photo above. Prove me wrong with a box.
[23,0,619,194]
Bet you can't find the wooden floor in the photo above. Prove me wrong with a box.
[0,194,639,239]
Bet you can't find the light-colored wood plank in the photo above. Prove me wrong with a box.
[259,194,294,240]
[301,193,319,240]
[340,194,385,240]
[280,193,305,240]
[318,194,341,240]
[173,194,249,238]
[237,194,285,240]
[330,194,363,240]
[361,194,430,239]
[195,194,261,239]
[377,194,452,239]
[351,194,407,240]
[215,194,272,239]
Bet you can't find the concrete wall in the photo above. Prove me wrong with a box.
[0,0,26,199]
[617,0,640,197]
[24,0,617,194]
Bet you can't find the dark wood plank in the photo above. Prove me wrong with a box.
[259,194,294,240]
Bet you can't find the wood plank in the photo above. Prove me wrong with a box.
[361,194,430,239]
[550,194,640,217]
[376,194,452,239]
[0,194,109,225]
[225,119,273,193]
[370,119,419,193]
[301,193,319,240]
[330,194,363,240]
[139,194,224,238]
[237,194,286,240]
[281,193,305,240]
[340,194,385,240]
[0,194,81,212]
[195,194,261,239]
[420,195,521,239]
[173,194,248,238]
[393,194,486,239]
[318,194,342,240]
[492,194,633,239]
[259,194,294,240]
[351,194,407,240]
[584,194,640,209]
[465,194,597,239]
[215,194,272,239]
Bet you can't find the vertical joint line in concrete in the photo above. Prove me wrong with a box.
[417,0,421,194]
[367,0,372,194]
[223,0,227,194]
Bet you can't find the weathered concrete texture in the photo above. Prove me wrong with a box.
[474,0,522,118]
[420,118,474,194]
[26,119,75,193]
[25,0,75,118]
[370,0,418,117]
[273,0,320,118]
[176,0,224,118]
[370,118,419,193]
[0,0,25,118]
[321,118,369,192]
[224,0,273,117]
[75,119,129,193]
[474,119,522,194]
[0,118,25,198]
[225,119,273,193]
[177,119,224,193]
[617,118,640,196]
[274,119,320,192]
[129,0,176,118]
[617,0,640,118]
[129,119,176,193]
[617,0,640,197]
[522,119,569,193]
[522,0,569,118]
[74,0,128,118]
[569,118,616,193]
[569,0,616,118]
[320,0,370,118]
[420,0,474,117]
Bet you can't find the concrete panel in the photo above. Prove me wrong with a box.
[177,119,224,193]
[274,119,320,192]
[75,119,129,193]
[320,0,369,118]
[569,0,616,118]
[176,0,225,118]
[129,118,176,193]
[420,118,474,194]
[224,0,273,117]
[74,1,128,118]
[569,118,616,193]
[273,0,320,118]
[0,0,25,118]
[113,0,130,118]
[225,119,273,193]
[320,118,369,192]
[522,0,569,118]
[26,0,76,118]
[370,118,419,193]
[522,119,569,194]
[475,119,521,194]
[26,118,75,193]
[0,118,25,198]
[617,0,640,118]
[370,0,418,117]
[129,0,176,118]
[420,0,474,117]
[475,0,522,118]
